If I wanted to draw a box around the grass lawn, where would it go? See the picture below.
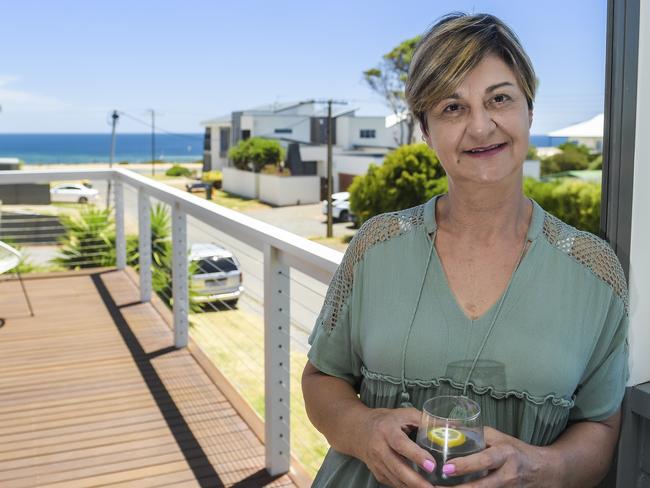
[144,173,272,213]
[189,308,328,477]
[307,234,353,252]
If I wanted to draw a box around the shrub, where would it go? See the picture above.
[524,178,601,234]
[228,137,285,173]
[349,143,447,225]
[54,208,115,269]
[260,164,290,176]
[165,164,192,177]
[201,170,223,188]
[526,145,539,160]
[541,142,592,175]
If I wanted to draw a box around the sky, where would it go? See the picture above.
[0,0,607,135]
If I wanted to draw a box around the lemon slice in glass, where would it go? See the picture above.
[427,427,467,448]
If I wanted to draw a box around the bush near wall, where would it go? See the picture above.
[349,143,447,225]
[228,137,285,173]
[166,164,192,177]
[524,178,601,234]
[201,170,223,189]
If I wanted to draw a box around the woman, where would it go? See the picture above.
[302,12,628,488]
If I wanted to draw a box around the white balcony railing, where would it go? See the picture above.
[0,167,342,477]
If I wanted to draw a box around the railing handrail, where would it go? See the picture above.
[0,168,342,283]
[1,166,344,479]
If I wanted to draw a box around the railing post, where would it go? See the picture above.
[172,202,188,348]
[263,244,291,476]
[114,180,126,270]
[138,188,152,303]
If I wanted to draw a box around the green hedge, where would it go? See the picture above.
[165,164,192,177]
[524,178,601,234]
[228,137,285,173]
[349,143,447,225]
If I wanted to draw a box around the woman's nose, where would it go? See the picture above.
[467,106,496,138]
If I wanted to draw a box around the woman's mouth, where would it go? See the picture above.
[463,143,507,158]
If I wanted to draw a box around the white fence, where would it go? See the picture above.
[222,167,320,206]
[0,167,342,477]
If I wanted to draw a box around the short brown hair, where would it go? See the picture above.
[406,13,536,133]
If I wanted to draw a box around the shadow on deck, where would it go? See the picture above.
[0,269,299,488]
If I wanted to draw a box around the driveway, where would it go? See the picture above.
[244,202,356,244]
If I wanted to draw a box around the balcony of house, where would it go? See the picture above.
[0,168,342,488]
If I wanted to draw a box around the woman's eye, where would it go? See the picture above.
[443,104,461,113]
[492,94,510,104]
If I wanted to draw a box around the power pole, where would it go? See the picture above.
[316,99,347,238]
[106,110,119,208]
[148,109,156,176]
[326,101,334,238]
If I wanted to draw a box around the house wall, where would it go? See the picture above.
[222,167,258,199]
[204,124,230,170]
[252,115,311,142]
[258,174,320,206]
[346,117,395,148]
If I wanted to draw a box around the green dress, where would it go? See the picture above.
[307,194,629,488]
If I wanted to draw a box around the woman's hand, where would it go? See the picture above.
[441,427,555,488]
[357,407,437,488]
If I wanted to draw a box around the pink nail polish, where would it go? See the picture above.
[442,464,456,475]
[422,459,435,473]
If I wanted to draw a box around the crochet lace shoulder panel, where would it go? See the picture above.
[320,205,425,333]
[541,212,628,313]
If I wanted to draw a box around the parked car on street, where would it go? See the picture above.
[190,243,243,307]
[321,191,355,222]
[186,181,210,193]
[50,183,99,204]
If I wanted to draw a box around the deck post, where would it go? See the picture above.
[172,202,188,348]
[263,244,291,476]
[114,180,126,270]
[138,188,152,303]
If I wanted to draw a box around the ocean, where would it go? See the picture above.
[0,133,566,165]
[0,133,204,164]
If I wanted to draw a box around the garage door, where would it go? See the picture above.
[338,173,356,192]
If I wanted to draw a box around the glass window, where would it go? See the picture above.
[360,129,376,139]
[195,257,238,274]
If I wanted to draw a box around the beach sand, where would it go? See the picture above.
[26,161,203,174]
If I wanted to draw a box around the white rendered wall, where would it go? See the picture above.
[222,167,258,199]
[628,0,650,386]
[258,174,320,206]
[252,115,311,142]
[335,154,382,177]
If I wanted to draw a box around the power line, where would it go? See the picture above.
[117,110,204,143]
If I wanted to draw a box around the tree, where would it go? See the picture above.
[364,36,421,146]
[228,137,285,173]
[541,142,591,175]
[349,143,447,224]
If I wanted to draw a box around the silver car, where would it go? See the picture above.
[190,243,243,307]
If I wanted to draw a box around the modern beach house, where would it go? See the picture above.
[200,100,418,193]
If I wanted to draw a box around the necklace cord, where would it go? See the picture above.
[398,236,435,407]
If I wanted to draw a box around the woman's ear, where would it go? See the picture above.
[528,108,534,128]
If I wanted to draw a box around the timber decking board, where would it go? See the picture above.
[0,270,296,488]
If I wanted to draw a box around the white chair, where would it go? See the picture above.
[0,241,34,327]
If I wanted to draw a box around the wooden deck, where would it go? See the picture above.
[0,269,299,488]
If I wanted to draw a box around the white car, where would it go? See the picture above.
[190,243,244,306]
[50,183,99,204]
[321,191,354,222]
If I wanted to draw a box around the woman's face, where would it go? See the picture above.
[423,54,532,186]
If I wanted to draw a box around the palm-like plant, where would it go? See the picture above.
[54,208,115,269]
